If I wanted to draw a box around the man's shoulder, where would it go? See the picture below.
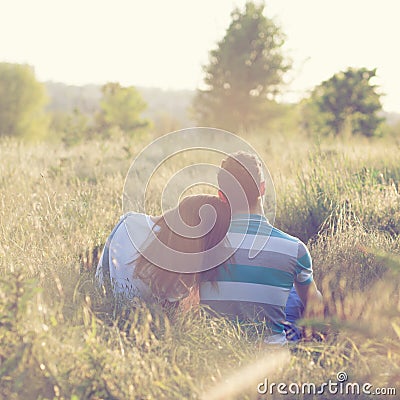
[269,226,300,244]
[228,215,307,258]
[270,227,311,259]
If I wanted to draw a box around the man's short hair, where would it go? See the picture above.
[218,151,263,209]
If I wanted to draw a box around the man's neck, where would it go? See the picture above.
[233,200,264,216]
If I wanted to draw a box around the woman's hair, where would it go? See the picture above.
[134,194,231,302]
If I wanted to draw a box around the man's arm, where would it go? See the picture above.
[294,240,323,318]
[294,280,323,318]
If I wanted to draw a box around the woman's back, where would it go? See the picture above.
[97,195,231,309]
[95,212,155,300]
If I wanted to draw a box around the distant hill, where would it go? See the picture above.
[44,81,400,130]
[384,111,400,126]
[44,81,195,126]
[45,82,100,114]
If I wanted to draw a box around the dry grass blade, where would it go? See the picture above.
[200,349,290,400]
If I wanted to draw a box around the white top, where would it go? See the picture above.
[95,212,155,300]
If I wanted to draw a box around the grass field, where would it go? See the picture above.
[0,133,399,399]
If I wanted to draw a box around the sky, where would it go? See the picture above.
[1,0,399,112]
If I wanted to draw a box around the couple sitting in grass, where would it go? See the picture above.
[95,151,322,344]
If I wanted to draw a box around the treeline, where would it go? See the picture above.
[46,82,194,129]
[0,1,399,143]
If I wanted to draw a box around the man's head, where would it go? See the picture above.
[217,151,265,213]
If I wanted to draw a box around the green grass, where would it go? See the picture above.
[0,134,399,399]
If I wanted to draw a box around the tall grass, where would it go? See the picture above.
[0,134,399,399]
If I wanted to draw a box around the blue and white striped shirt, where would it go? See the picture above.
[200,214,313,339]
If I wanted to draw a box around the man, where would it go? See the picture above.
[200,151,323,344]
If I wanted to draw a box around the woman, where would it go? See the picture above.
[95,194,231,311]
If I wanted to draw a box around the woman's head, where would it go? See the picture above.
[134,194,231,301]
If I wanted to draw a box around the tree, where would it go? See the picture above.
[304,67,383,137]
[50,108,90,146]
[96,82,149,135]
[0,63,49,139]
[192,1,290,132]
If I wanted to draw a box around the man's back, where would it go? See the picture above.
[200,214,313,342]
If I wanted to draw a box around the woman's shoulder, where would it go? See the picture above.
[123,212,156,226]
[118,212,158,243]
